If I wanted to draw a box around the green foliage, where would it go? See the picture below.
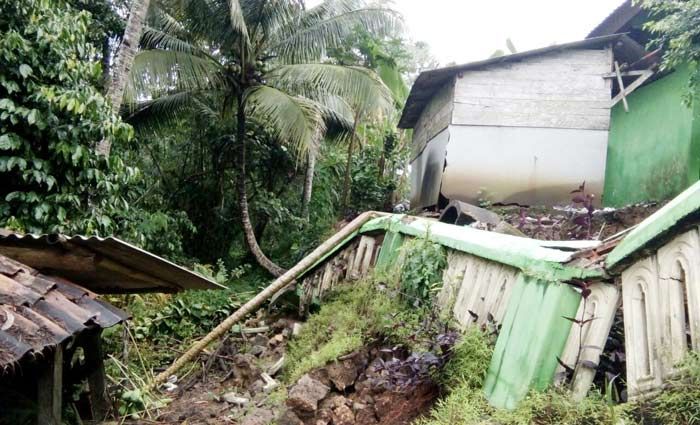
[641,352,700,424]
[0,0,135,234]
[436,327,494,390]
[419,325,630,425]
[641,0,700,105]
[284,280,403,383]
[129,262,254,345]
[493,389,631,425]
[398,234,447,305]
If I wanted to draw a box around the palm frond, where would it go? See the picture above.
[125,49,225,102]
[267,63,394,118]
[141,27,202,54]
[228,0,250,40]
[245,85,326,156]
[149,6,187,36]
[268,4,402,63]
[125,90,222,135]
[314,93,354,130]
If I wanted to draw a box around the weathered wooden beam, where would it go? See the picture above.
[0,246,96,273]
[614,61,629,112]
[37,346,63,425]
[610,69,654,110]
[83,330,109,421]
[602,69,648,78]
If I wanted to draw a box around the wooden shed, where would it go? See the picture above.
[0,231,221,424]
[399,34,653,209]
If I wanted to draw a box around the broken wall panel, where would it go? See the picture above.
[409,128,450,209]
[621,255,663,398]
[556,282,621,400]
[436,251,519,329]
[298,236,382,313]
[484,275,582,410]
[619,226,700,399]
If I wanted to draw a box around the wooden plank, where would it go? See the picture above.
[602,69,649,78]
[610,69,654,109]
[360,237,376,275]
[453,98,611,116]
[84,330,109,421]
[412,80,454,158]
[451,105,611,131]
[37,346,63,425]
[614,61,629,112]
[454,82,611,102]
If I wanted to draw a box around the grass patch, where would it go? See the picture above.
[638,352,700,424]
[283,280,406,383]
[419,326,630,425]
[435,327,494,390]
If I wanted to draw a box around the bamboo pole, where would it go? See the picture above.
[149,211,384,389]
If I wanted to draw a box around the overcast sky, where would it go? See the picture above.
[312,0,626,66]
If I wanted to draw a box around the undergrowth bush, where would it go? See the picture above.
[397,234,447,305]
[283,280,404,383]
[436,327,494,390]
[419,325,631,425]
[640,352,700,424]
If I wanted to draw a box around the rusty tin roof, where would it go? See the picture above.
[0,253,128,368]
[0,232,222,294]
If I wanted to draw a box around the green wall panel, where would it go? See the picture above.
[483,275,581,409]
[604,66,700,207]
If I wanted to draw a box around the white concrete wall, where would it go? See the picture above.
[441,125,608,206]
[620,227,700,398]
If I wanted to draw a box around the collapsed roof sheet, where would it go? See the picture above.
[0,232,222,294]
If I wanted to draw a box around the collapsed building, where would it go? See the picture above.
[283,0,700,412]
[292,179,700,408]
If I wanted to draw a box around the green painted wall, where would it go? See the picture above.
[603,66,700,207]
[483,275,581,410]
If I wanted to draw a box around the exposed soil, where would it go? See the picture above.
[494,202,665,241]
[280,346,441,425]
[123,314,441,425]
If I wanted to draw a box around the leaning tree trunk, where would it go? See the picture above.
[301,148,317,220]
[236,98,286,277]
[97,0,151,157]
[149,211,383,389]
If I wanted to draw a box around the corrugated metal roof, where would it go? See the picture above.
[398,34,626,129]
[0,253,128,368]
[607,180,700,271]
[0,232,223,294]
[587,0,642,39]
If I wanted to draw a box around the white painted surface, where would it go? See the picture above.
[657,229,700,370]
[436,251,519,329]
[557,283,621,400]
[621,256,664,398]
[441,125,608,206]
[619,227,700,398]
[410,128,449,209]
[452,49,612,131]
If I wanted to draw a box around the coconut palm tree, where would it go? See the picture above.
[124,0,397,276]
[99,0,151,157]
